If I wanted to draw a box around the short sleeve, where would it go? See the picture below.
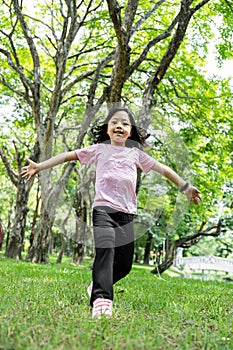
[75,144,98,165]
[136,148,156,173]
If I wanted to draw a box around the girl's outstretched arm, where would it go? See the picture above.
[152,161,202,205]
[21,151,77,181]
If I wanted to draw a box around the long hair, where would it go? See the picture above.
[90,107,149,149]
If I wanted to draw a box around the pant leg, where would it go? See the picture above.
[90,207,135,306]
[91,247,114,305]
[90,208,116,306]
[113,213,134,284]
[113,240,134,284]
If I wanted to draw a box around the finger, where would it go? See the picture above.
[21,168,28,175]
[192,196,201,205]
[191,198,197,205]
[22,165,29,170]
[21,168,30,176]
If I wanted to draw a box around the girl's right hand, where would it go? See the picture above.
[21,157,40,181]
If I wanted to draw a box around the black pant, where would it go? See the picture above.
[90,206,134,306]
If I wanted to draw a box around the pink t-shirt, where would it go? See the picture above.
[75,143,156,214]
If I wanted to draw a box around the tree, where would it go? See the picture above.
[152,221,221,274]
[0,0,232,262]
[0,141,39,259]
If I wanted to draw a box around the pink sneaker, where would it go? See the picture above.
[92,298,113,319]
[87,282,93,297]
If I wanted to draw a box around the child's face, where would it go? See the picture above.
[107,111,132,146]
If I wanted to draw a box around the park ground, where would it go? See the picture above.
[0,255,233,350]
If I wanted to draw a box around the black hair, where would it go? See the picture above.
[90,107,149,149]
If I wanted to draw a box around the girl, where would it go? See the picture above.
[21,107,201,319]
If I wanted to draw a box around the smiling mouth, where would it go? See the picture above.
[114,130,124,135]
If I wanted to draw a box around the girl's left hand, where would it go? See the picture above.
[185,186,202,205]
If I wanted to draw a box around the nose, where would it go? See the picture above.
[115,122,123,128]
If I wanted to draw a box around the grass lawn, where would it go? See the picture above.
[0,255,233,350]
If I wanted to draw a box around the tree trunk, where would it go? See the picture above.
[57,233,66,264]
[29,183,41,248]
[152,243,177,275]
[2,140,40,259]
[26,159,76,263]
[134,248,141,263]
[5,178,30,259]
[143,231,153,265]
[71,191,87,265]
[26,205,54,263]
[72,242,85,265]
[5,197,13,251]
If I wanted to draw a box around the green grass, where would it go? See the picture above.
[0,256,233,350]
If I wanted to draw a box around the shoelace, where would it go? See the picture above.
[92,298,113,318]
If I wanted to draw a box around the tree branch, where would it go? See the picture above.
[176,221,221,248]
[132,0,166,35]
[0,146,19,186]
[106,0,139,101]
[123,0,139,39]
[140,0,211,125]
[151,220,221,275]
[106,0,124,44]
[191,0,211,13]
[126,5,182,84]
[0,48,33,95]
[13,0,42,129]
